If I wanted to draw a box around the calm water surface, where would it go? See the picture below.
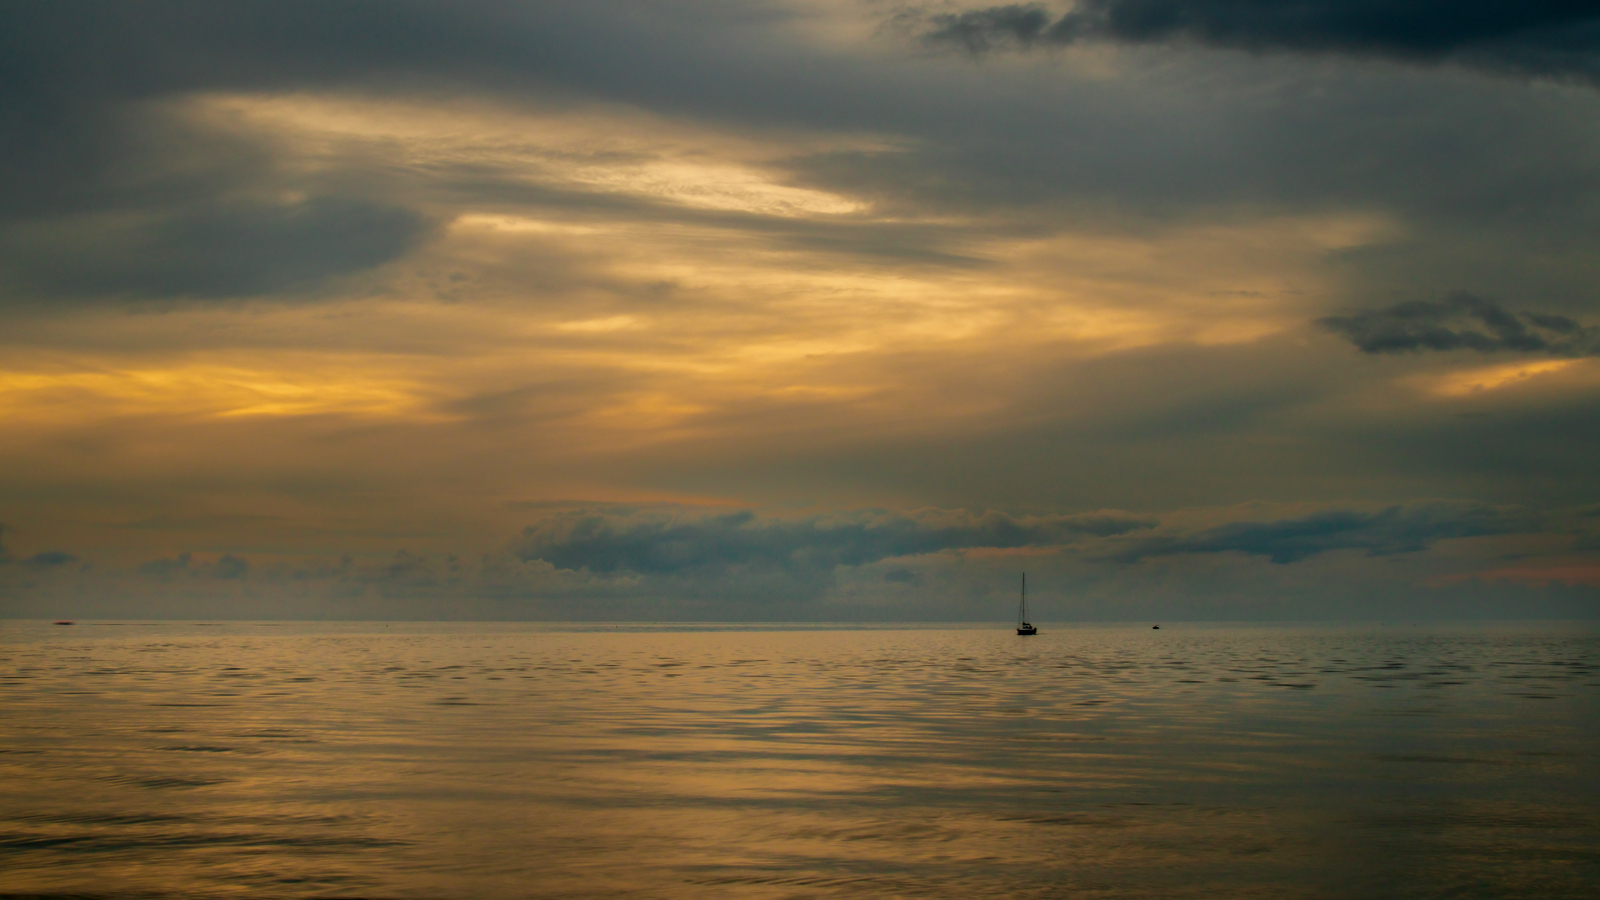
[2,621,1597,899]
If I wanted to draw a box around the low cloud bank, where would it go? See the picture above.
[1100,502,1534,564]
[512,502,1535,574]
[511,508,1155,576]
[4,502,1587,620]
[1318,292,1600,355]
[918,1,1600,84]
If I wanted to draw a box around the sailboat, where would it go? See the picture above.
[1016,572,1037,635]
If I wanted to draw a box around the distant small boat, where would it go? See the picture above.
[53,621,74,626]
[1016,573,1037,636]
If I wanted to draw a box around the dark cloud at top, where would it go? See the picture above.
[922,2,1600,83]
[1319,292,1600,355]
[0,1,720,208]
[3,0,1599,310]
[0,0,559,303]
[6,1,1008,304]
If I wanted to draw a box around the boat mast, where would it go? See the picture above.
[1019,572,1027,625]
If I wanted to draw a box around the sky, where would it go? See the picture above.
[3,0,1599,621]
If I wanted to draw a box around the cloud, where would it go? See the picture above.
[5,502,1590,621]
[1318,292,1600,355]
[5,0,1598,315]
[1101,501,1534,564]
[511,507,1156,577]
[4,198,429,302]
[210,554,249,580]
[134,551,251,580]
[0,2,1597,629]
[920,1,1600,83]
[0,0,524,304]
[0,528,78,570]
[138,552,193,580]
[21,550,78,570]
[919,4,1055,54]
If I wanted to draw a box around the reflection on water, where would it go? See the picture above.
[2,621,1597,899]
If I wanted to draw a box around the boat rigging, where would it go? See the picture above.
[1017,573,1037,635]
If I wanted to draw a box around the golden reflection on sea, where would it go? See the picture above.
[1,622,1597,899]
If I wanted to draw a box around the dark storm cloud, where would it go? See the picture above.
[511,508,1156,576]
[922,1,1600,83]
[1319,292,1600,355]
[1103,501,1533,563]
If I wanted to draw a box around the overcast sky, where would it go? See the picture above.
[3,1,1599,620]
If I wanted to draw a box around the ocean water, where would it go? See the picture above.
[2,621,1598,900]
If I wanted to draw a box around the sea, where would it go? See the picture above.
[2,620,1597,899]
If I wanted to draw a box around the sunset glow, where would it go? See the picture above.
[0,0,1596,622]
